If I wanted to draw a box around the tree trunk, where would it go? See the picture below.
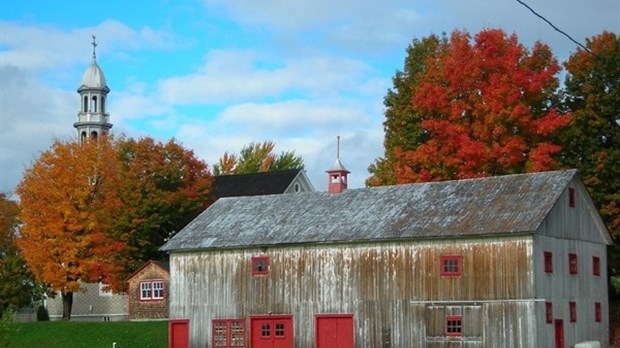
[61,291,73,320]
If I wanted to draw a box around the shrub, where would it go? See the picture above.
[0,306,17,347]
[36,306,49,321]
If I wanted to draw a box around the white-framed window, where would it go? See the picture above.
[140,281,152,300]
[153,280,164,300]
[139,280,165,301]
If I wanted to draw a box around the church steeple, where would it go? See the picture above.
[74,35,112,141]
[326,136,350,195]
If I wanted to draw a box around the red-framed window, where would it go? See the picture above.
[595,302,602,322]
[139,280,165,301]
[445,315,463,336]
[593,256,601,276]
[252,256,269,275]
[440,255,462,277]
[545,302,553,323]
[569,253,578,275]
[544,251,553,273]
[212,319,246,347]
[569,301,577,323]
[568,187,575,207]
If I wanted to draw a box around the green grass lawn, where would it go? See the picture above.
[6,320,168,348]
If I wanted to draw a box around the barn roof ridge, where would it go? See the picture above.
[162,169,579,252]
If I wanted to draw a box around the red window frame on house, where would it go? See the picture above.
[251,256,270,275]
[569,253,578,275]
[545,302,553,323]
[212,319,246,347]
[593,256,601,276]
[544,251,553,273]
[568,187,576,207]
[139,279,165,301]
[440,255,462,277]
[445,315,463,336]
[569,301,577,323]
[595,302,602,322]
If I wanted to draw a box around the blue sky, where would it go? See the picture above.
[1,0,618,194]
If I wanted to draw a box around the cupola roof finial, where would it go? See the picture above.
[91,35,98,60]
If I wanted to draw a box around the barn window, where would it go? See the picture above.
[212,319,246,347]
[593,256,601,276]
[544,251,553,273]
[569,253,578,275]
[139,280,165,301]
[440,255,462,277]
[595,302,602,322]
[445,315,462,336]
[261,323,271,337]
[545,302,553,323]
[275,323,285,337]
[252,256,269,275]
[569,301,577,322]
[568,187,575,207]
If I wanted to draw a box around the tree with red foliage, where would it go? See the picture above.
[368,29,570,185]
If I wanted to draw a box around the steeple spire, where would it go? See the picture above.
[75,36,112,141]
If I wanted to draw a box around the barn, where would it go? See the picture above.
[161,169,611,347]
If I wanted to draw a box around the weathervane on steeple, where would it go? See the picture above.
[91,35,97,60]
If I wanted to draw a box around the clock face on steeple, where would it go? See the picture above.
[74,36,112,141]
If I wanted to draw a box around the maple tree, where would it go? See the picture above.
[17,137,124,320]
[113,137,213,277]
[0,193,44,310]
[560,32,620,267]
[368,29,570,185]
[213,141,304,175]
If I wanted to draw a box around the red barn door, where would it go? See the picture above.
[251,315,293,348]
[316,314,354,348]
[554,319,564,348]
[169,319,189,348]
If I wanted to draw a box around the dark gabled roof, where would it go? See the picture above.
[212,169,302,198]
[161,170,578,252]
[125,260,170,281]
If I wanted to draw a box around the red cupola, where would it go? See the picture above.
[326,136,350,195]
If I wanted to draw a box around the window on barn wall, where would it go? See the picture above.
[445,315,462,336]
[568,187,575,207]
[569,302,577,322]
[212,319,246,347]
[569,253,578,275]
[545,302,553,323]
[593,256,601,276]
[252,256,270,275]
[595,302,602,322]
[544,251,553,273]
[440,255,462,276]
[139,280,165,301]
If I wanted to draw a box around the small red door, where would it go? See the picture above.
[554,319,564,348]
[316,314,354,348]
[251,315,293,348]
[169,319,189,348]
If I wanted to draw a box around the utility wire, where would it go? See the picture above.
[515,0,594,55]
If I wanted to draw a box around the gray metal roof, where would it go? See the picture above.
[161,170,577,252]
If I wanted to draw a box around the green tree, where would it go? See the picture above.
[113,137,214,278]
[368,29,570,185]
[560,31,620,271]
[0,193,44,311]
[213,141,304,175]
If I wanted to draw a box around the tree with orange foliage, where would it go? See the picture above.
[368,29,570,185]
[17,137,124,320]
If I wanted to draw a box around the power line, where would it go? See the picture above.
[515,0,594,55]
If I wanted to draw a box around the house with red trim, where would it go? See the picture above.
[126,260,170,320]
[162,164,611,347]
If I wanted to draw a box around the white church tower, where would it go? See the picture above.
[74,36,112,140]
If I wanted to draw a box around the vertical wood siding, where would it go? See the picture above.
[170,236,538,347]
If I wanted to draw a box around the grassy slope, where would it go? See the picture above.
[6,320,167,348]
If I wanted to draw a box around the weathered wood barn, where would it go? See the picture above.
[161,169,611,347]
